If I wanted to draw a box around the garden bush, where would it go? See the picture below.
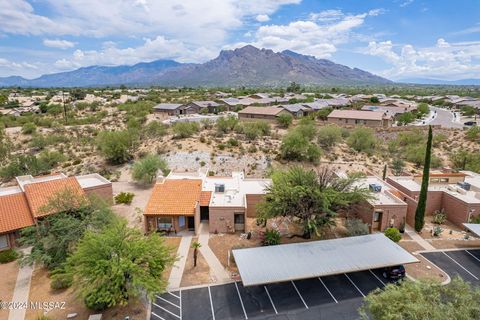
[172,121,199,139]
[50,272,73,290]
[345,218,369,236]
[21,122,37,134]
[0,248,18,263]
[261,229,281,246]
[317,124,342,149]
[432,209,447,225]
[114,192,135,205]
[384,227,402,242]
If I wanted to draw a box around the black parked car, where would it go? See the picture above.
[382,265,406,281]
[464,121,477,126]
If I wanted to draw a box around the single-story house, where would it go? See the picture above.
[386,170,480,228]
[144,171,270,234]
[185,101,222,113]
[327,109,392,127]
[238,106,291,122]
[277,104,312,117]
[351,176,407,232]
[153,103,199,116]
[0,173,112,251]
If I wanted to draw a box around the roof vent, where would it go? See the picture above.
[457,182,471,191]
[369,183,382,193]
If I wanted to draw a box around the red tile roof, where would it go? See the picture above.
[0,193,34,233]
[200,191,212,206]
[145,179,202,216]
[24,177,86,218]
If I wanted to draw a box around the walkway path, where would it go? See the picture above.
[198,222,231,283]
[167,235,192,290]
[405,225,436,250]
[8,248,33,320]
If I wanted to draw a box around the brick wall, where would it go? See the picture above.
[209,206,245,233]
[83,184,113,204]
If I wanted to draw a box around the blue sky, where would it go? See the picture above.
[0,0,479,80]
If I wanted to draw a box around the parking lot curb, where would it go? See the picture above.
[414,250,451,285]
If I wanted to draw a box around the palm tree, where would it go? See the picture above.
[191,241,201,267]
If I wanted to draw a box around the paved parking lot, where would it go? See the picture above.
[151,268,395,320]
[421,249,480,286]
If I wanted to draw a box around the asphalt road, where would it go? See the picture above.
[426,107,464,129]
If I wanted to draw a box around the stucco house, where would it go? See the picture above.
[327,109,392,127]
[0,173,112,251]
[238,106,291,122]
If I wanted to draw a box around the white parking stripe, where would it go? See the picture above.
[264,286,278,314]
[151,311,166,320]
[443,251,479,280]
[466,250,480,264]
[153,303,180,319]
[318,277,337,304]
[234,282,248,319]
[369,270,386,287]
[156,295,180,308]
[344,274,365,297]
[179,290,182,320]
[208,286,216,320]
[291,281,309,309]
[168,292,180,299]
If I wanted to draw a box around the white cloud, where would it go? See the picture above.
[400,0,414,8]
[256,14,270,22]
[43,39,75,49]
[229,9,383,59]
[364,38,480,79]
[53,36,217,71]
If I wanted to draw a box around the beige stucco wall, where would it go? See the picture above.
[352,201,407,231]
[327,117,386,128]
[83,184,113,205]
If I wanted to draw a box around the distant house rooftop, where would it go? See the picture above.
[328,109,390,121]
[238,106,284,116]
[153,103,183,110]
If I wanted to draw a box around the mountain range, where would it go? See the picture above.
[399,77,480,85]
[0,45,392,88]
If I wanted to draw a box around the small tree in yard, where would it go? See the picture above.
[360,277,480,320]
[415,125,433,232]
[391,158,405,176]
[276,113,293,128]
[96,130,138,164]
[66,220,176,310]
[384,227,402,242]
[257,166,372,238]
[131,154,169,184]
[345,219,369,237]
[191,241,201,267]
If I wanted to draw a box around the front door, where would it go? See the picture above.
[234,213,245,232]
[187,216,195,231]
[200,206,209,221]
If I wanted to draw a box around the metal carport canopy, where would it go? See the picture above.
[232,233,419,286]
[463,223,480,237]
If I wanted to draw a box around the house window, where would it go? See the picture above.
[439,178,449,183]
[234,213,245,224]
[157,217,173,230]
[431,178,440,183]
[373,211,382,222]
[178,216,185,228]
[0,235,8,249]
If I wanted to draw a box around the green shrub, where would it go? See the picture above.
[172,121,199,139]
[347,127,376,154]
[384,227,402,242]
[22,122,37,134]
[35,315,54,320]
[261,229,281,246]
[276,114,293,128]
[432,209,447,225]
[114,192,135,205]
[216,115,238,133]
[345,218,369,236]
[466,126,480,142]
[50,272,73,290]
[0,249,18,263]
[131,154,169,184]
[280,130,322,163]
[143,121,167,138]
[433,226,443,237]
[227,138,239,147]
[96,130,138,164]
[317,124,342,149]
